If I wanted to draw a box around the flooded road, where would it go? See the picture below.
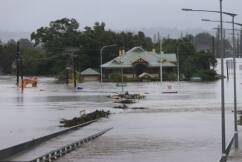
[0,58,242,162]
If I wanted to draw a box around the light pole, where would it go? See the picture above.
[219,3,226,158]
[182,3,237,161]
[100,44,116,87]
[201,18,241,150]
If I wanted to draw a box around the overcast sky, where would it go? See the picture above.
[0,0,241,32]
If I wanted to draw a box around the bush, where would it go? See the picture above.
[197,69,217,81]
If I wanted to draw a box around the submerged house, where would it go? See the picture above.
[101,47,177,80]
[80,68,100,82]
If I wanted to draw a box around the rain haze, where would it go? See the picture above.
[0,0,242,33]
[1,1,242,162]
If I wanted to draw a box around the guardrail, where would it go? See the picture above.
[29,127,113,162]
[0,120,97,160]
[219,136,235,162]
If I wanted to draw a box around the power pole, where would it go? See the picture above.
[20,46,24,92]
[212,36,216,69]
[16,41,20,86]
[66,67,70,84]
[215,27,220,58]
[64,48,79,89]
[240,29,242,58]
[73,57,77,88]
[237,33,240,58]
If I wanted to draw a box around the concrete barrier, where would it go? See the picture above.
[0,120,97,160]
[29,127,112,162]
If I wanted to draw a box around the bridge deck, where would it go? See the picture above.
[3,120,111,162]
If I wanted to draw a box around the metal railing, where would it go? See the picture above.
[220,136,235,162]
[29,127,113,162]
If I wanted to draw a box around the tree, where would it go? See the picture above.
[0,41,16,74]
[19,39,34,48]
[162,36,217,81]
[31,18,80,73]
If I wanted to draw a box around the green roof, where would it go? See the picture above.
[81,68,100,75]
[101,47,177,69]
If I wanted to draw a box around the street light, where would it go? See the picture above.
[182,8,237,17]
[100,44,117,87]
[201,17,240,150]
[201,18,242,27]
[205,20,242,57]
[182,3,237,161]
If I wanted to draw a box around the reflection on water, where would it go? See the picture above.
[0,58,242,162]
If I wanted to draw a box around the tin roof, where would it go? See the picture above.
[101,47,177,69]
[81,68,100,75]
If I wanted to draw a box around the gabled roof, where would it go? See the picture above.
[138,72,153,78]
[101,47,177,68]
[81,68,100,75]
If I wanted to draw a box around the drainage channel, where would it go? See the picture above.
[2,127,112,162]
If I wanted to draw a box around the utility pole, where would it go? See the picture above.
[16,41,20,86]
[231,16,239,150]
[237,33,240,58]
[20,47,24,92]
[212,36,216,69]
[216,27,220,58]
[73,58,77,88]
[240,29,242,58]
[66,67,70,84]
[176,45,180,82]
[64,48,79,89]
[226,60,229,80]
[212,36,215,57]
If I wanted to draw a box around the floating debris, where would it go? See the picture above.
[76,86,83,90]
[130,107,148,110]
[111,91,145,100]
[114,99,135,104]
[60,110,110,127]
[113,104,128,109]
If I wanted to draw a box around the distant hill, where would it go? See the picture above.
[1,27,210,42]
[138,27,211,40]
[0,31,30,42]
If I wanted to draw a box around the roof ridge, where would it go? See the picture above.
[127,46,145,53]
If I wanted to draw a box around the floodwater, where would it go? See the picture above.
[0,58,242,162]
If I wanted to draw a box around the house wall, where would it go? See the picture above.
[81,75,100,82]
[103,66,177,81]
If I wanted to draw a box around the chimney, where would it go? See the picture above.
[119,49,122,56]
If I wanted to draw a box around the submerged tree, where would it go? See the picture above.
[161,37,217,81]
